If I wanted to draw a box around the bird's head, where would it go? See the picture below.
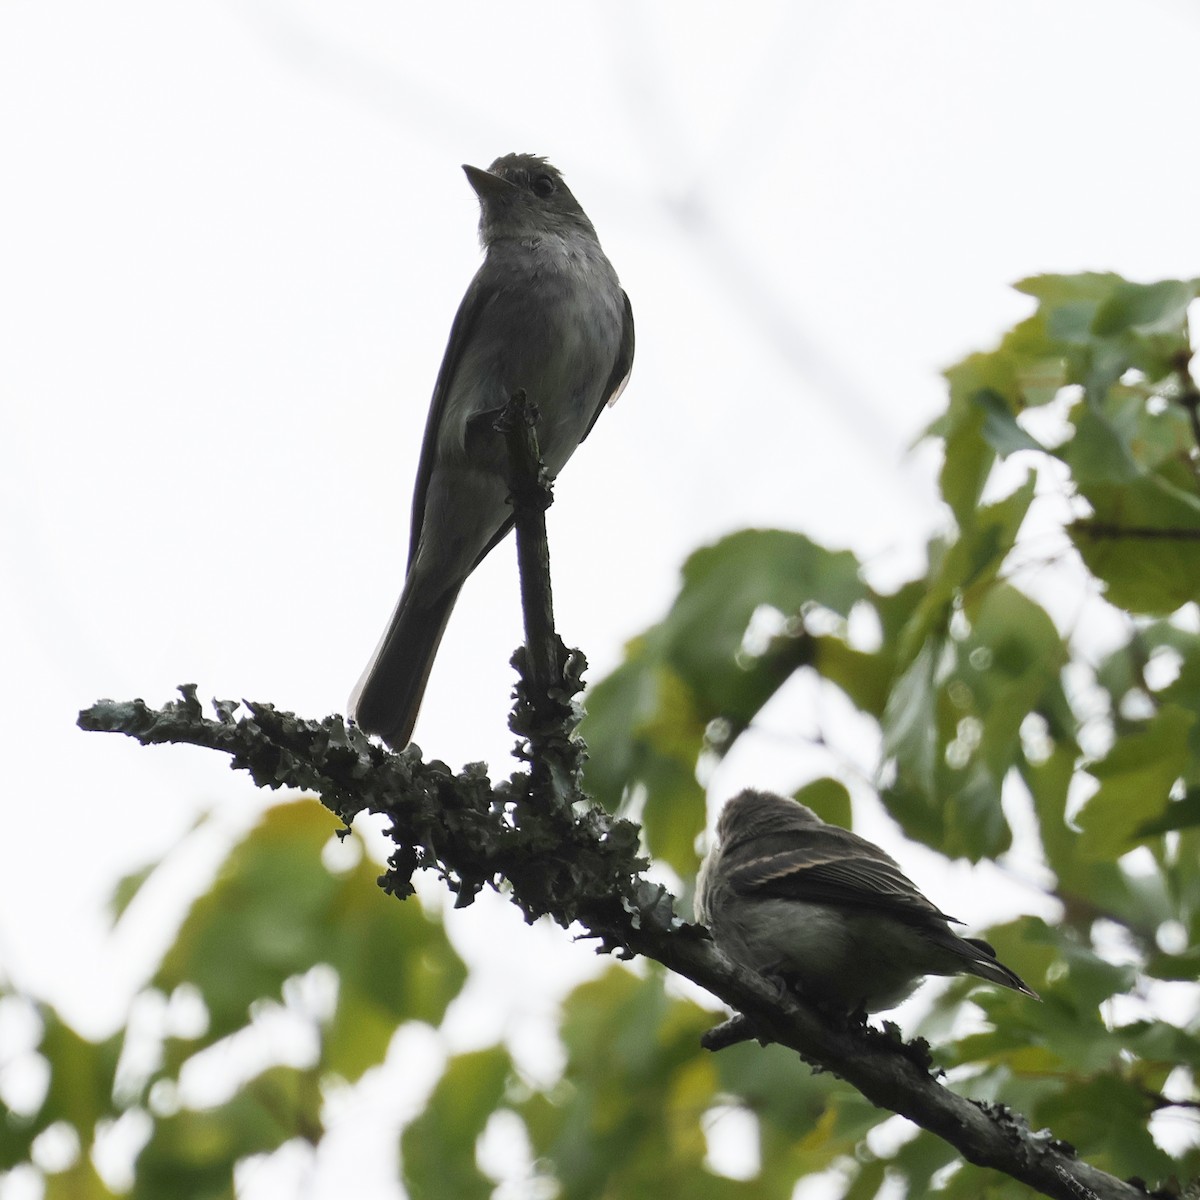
[463,153,596,246]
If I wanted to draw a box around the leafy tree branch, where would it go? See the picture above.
[79,381,1168,1200]
[77,685,1150,1200]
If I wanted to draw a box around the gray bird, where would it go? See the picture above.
[350,154,634,749]
[695,789,1038,1014]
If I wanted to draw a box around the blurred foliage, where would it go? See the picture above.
[579,272,1200,1194]
[0,801,468,1199]
[6,274,1200,1197]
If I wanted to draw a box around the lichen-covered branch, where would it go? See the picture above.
[77,688,1145,1200]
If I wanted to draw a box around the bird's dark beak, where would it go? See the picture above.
[462,164,515,199]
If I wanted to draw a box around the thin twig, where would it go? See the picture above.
[494,391,590,806]
[494,390,561,710]
[1072,522,1200,541]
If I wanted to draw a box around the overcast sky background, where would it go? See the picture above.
[4,0,1200,1194]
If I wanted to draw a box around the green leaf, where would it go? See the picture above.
[944,918,1136,1077]
[1145,945,1200,983]
[0,1113,38,1173]
[939,353,1014,523]
[792,777,852,830]
[36,1009,122,1143]
[972,389,1045,457]
[323,890,465,1081]
[1019,742,1077,878]
[1067,386,1194,486]
[1048,325,1200,614]
[1015,271,1127,307]
[519,968,771,1198]
[1142,620,1200,772]
[132,1066,316,1200]
[958,584,1070,777]
[717,1040,882,1187]
[1133,787,1200,836]
[1070,479,1200,614]
[43,1157,121,1200]
[1091,279,1195,338]
[1076,705,1194,859]
[842,1159,888,1200]
[813,632,893,719]
[580,643,662,812]
[582,654,708,874]
[896,474,1036,668]
[400,1046,513,1200]
[1033,1074,1177,1182]
[664,529,865,711]
[1032,919,1139,1013]
[886,1131,963,1197]
[157,802,341,1041]
[43,1161,120,1200]
[880,635,944,812]
[883,580,1064,858]
[1020,734,1180,935]
[1014,272,1128,345]
[583,531,867,873]
[109,860,158,924]
[1063,400,1143,486]
[157,800,466,1063]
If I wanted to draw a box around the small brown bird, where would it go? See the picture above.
[695,789,1038,1014]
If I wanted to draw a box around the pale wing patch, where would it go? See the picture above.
[605,370,631,408]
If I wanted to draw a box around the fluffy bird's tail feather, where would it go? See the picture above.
[349,574,461,750]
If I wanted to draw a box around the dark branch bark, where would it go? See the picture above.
[493,390,589,808]
[1072,522,1200,541]
[76,405,1154,1200]
[494,390,561,719]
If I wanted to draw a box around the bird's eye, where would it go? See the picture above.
[531,174,556,198]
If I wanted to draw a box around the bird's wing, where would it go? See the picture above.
[725,826,958,925]
[407,268,500,571]
[583,289,635,440]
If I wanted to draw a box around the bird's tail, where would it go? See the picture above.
[349,572,461,750]
[961,936,1040,999]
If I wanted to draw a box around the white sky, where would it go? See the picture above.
[4,0,1200,1193]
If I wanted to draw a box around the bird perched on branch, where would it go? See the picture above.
[695,789,1038,1014]
[350,154,634,749]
